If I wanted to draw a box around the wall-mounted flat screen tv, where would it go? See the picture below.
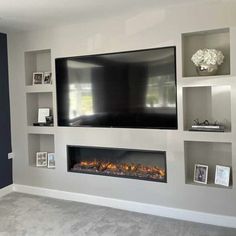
[55,46,177,129]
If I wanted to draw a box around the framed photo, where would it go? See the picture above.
[38,108,50,123]
[215,165,230,187]
[194,164,208,184]
[45,115,54,126]
[47,153,55,168]
[36,152,47,167]
[33,72,44,85]
[43,72,52,84]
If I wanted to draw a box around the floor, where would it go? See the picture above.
[0,193,235,236]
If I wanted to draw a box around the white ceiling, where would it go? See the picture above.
[0,0,228,32]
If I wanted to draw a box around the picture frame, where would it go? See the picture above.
[194,164,208,184]
[43,72,52,84]
[45,115,54,126]
[47,153,55,168]
[215,165,230,187]
[32,72,44,85]
[36,152,47,167]
[38,108,50,123]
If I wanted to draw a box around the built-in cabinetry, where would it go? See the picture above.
[25,49,55,169]
[181,27,234,188]
[24,27,235,183]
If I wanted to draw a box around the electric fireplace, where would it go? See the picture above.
[67,146,167,182]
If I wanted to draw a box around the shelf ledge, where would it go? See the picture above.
[178,75,235,87]
[183,131,232,143]
[25,85,54,93]
[30,165,55,170]
[186,180,232,190]
[27,126,55,134]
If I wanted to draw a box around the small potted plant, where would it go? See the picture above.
[191,49,224,76]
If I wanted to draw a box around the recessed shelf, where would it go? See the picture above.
[26,92,53,126]
[184,141,232,189]
[25,48,55,170]
[28,134,55,167]
[182,28,230,77]
[183,85,231,132]
[25,49,51,86]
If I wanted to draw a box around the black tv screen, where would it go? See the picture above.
[55,46,177,129]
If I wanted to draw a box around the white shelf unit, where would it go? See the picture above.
[182,28,230,78]
[28,133,55,168]
[182,85,231,132]
[24,49,55,169]
[180,28,235,190]
[184,141,232,189]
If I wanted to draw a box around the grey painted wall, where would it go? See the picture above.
[7,1,236,217]
[0,33,12,189]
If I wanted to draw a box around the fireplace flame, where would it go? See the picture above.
[73,160,165,181]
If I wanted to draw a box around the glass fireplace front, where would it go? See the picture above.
[67,145,167,182]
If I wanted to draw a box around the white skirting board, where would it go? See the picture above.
[0,184,13,198]
[12,184,236,228]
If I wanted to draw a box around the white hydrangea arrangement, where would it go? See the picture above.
[191,49,224,66]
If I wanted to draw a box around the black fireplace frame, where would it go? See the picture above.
[67,145,167,183]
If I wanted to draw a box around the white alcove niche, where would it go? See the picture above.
[182,28,230,77]
[184,141,232,188]
[183,85,231,132]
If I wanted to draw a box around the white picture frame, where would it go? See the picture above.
[194,164,208,184]
[38,108,50,123]
[33,72,44,85]
[215,165,230,187]
[43,72,52,84]
[36,152,47,167]
[47,153,55,168]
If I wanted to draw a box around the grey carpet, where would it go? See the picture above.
[0,193,235,236]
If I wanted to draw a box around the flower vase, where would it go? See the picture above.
[196,64,218,76]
